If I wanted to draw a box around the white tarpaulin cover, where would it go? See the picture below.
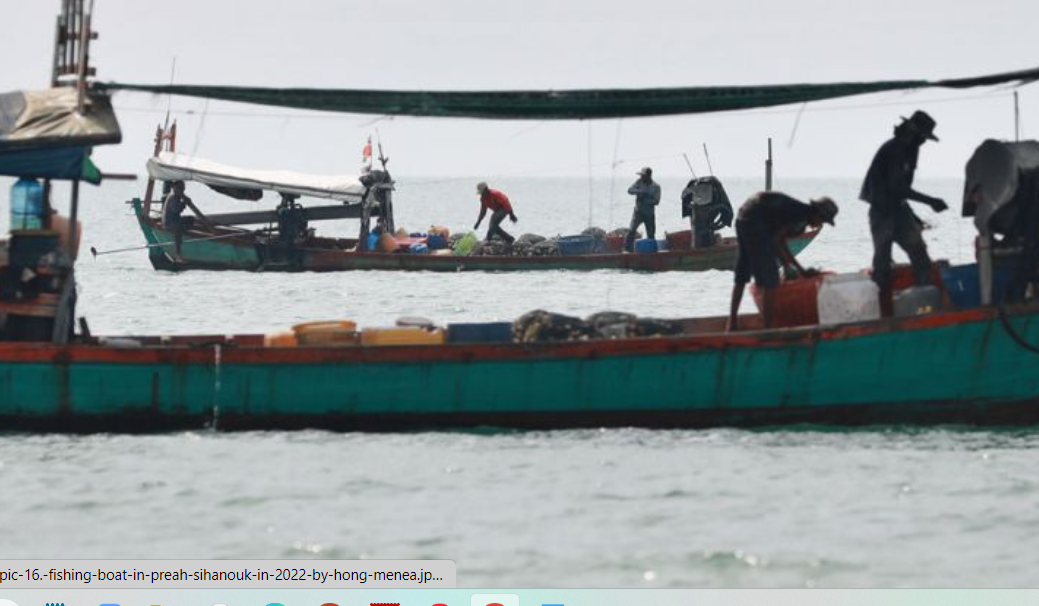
[147,151,366,202]
[0,88,121,150]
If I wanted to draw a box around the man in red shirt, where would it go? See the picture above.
[474,181,518,244]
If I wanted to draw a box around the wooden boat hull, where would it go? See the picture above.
[2,306,1038,432]
[133,200,818,273]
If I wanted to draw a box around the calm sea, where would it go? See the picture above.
[2,176,1037,587]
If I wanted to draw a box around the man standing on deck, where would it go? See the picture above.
[475,181,518,244]
[624,167,661,252]
[860,110,948,302]
[161,180,206,261]
[727,192,838,331]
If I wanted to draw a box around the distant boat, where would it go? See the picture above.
[131,130,818,273]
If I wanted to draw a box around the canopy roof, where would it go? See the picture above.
[0,88,121,182]
[147,151,367,202]
[101,65,1039,120]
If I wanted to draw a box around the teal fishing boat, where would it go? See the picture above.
[131,194,818,273]
[127,130,817,273]
[1,304,1038,432]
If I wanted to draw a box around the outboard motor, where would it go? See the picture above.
[357,169,396,250]
[964,139,1039,303]
[681,176,734,248]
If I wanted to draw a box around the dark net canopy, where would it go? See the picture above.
[99,65,1039,120]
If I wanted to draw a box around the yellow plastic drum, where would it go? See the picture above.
[292,321,360,346]
[263,331,298,348]
[360,327,446,346]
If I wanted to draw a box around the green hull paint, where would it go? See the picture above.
[132,199,816,273]
[2,308,1038,432]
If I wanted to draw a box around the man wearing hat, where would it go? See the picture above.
[624,167,662,252]
[860,110,948,300]
[727,192,838,331]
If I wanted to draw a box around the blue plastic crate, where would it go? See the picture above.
[634,238,658,254]
[427,233,448,250]
[557,235,595,256]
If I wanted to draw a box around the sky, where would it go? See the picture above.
[3,0,1038,181]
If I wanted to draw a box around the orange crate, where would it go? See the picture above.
[751,274,829,327]
[665,230,693,250]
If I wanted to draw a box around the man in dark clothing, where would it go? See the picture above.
[161,180,206,260]
[728,192,838,331]
[624,167,662,252]
[475,181,518,244]
[681,176,734,248]
[860,110,948,299]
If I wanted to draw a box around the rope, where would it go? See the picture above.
[998,302,1039,355]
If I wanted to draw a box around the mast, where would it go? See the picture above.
[48,0,98,343]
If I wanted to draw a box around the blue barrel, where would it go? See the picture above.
[557,235,595,256]
[427,233,448,250]
[447,322,514,343]
[365,233,379,251]
[409,243,429,254]
[634,238,658,253]
[941,262,1015,307]
[941,264,981,308]
[10,178,44,230]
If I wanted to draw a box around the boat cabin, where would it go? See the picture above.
[136,125,396,269]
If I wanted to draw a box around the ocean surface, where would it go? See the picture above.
[3,175,1038,587]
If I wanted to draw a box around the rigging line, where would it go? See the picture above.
[787,101,808,149]
[509,121,547,139]
[606,118,623,310]
[609,119,623,228]
[402,152,685,187]
[587,121,594,227]
[113,104,373,123]
[191,98,210,157]
[359,115,393,128]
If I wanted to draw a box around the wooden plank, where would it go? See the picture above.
[0,293,60,318]
[204,204,368,226]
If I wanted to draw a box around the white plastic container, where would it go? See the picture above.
[817,273,881,325]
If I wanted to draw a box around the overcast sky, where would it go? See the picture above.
[3,0,1038,181]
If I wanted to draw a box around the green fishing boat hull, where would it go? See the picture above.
[1,307,1038,432]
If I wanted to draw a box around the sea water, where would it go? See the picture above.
[2,177,1037,587]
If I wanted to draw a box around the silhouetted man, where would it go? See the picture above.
[624,167,661,252]
[728,192,838,331]
[860,110,948,300]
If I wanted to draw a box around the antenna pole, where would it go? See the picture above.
[681,153,698,178]
[74,0,92,113]
[164,57,177,129]
[765,137,773,191]
[702,143,714,176]
[1015,91,1021,142]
